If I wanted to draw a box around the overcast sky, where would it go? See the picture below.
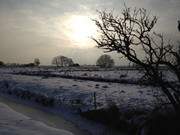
[0,0,179,65]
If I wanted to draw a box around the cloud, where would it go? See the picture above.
[0,0,179,65]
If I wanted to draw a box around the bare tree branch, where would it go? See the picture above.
[93,6,180,113]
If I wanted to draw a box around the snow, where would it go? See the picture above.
[0,73,160,111]
[0,102,73,135]
[0,67,170,112]
[0,67,177,83]
[0,67,170,135]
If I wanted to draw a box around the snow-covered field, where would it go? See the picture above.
[0,67,171,135]
[0,69,164,111]
[0,67,177,84]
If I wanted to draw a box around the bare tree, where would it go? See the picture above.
[64,58,74,67]
[96,54,114,68]
[52,55,74,67]
[93,7,180,113]
[34,58,40,66]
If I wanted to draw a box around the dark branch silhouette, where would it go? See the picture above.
[93,7,180,113]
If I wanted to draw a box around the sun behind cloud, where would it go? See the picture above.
[64,15,97,48]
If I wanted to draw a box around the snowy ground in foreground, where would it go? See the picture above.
[0,102,73,135]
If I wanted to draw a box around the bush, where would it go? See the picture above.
[0,61,5,66]
[81,105,130,131]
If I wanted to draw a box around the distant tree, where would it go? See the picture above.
[34,58,40,66]
[96,54,114,68]
[93,7,180,113]
[0,61,5,66]
[52,55,74,67]
[66,58,74,67]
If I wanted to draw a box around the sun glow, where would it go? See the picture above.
[65,15,97,48]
